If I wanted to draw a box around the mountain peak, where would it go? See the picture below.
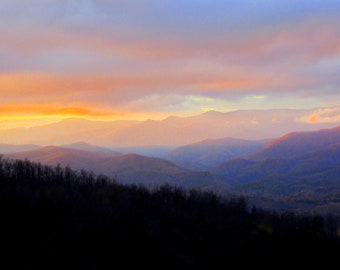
[63,141,95,148]
[201,110,224,116]
[62,141,121,156]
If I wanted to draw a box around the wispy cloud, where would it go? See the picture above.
[0,0,339,125]
[298,108,340,124]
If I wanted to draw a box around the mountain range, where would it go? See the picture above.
[1,110,340,214]
[209,125,340,213]
[0,108,338,147]
[3,142,226,192]
[164,137,270,171]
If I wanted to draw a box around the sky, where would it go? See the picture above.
[0,0,339,129]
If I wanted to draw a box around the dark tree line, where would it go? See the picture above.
[0,156,339,269]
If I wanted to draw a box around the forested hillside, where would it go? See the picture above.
[4,147,225,191]
[0,156,339,269]
[211,127,340,215]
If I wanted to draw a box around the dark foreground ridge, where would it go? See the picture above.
[0,157,339,269]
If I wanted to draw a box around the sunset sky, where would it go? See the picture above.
[1,0,339,129]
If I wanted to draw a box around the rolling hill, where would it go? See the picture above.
[4,146,115,170]
[4,145,227,191]
[62,141,122,156]
[211,126,340,185]
[208,126,340,214]
[2,124,340,215]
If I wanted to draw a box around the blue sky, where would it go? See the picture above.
[0,0,339,127]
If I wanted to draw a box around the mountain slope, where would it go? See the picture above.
[211,144,340,186]
[210,144,340,214]
[4,146,227,191]
[4,146,114,170]
[248,125,340,160]
[62,141,121,156]
[164,137,270,170]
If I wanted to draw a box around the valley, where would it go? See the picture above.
[2,117,340,216]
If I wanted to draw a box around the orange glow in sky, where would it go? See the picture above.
[0,1,339,130]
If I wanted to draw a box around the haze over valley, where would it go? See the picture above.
[2,118,340,215]
[1,1,340,266]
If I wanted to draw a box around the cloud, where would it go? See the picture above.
[0,0,339,124]
[0,103,121,118]
[297,107,340,124]
[124,94,233,115]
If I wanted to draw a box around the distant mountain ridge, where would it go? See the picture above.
[0,108,338,147]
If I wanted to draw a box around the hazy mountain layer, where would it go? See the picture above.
[164,137,270,171]
[2,124,340,214]
[0,109,338,147]
[0,143,40,154]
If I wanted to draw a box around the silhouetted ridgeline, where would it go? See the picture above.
[0,156,339,269]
